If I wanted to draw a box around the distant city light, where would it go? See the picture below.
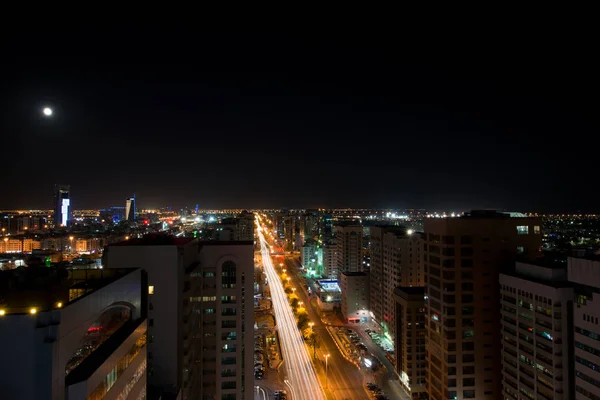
[43,107,53,116]
[29,308,37,315]
[407,229,414,235]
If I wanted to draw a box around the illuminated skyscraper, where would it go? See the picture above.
[52,184,71,227]
[126,195,136,221]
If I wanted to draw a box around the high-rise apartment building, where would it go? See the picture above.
[323,242,338,279]
[219,212,255,242]
[340,271,370,323]
[568,256,600,400]
[335,225,363,278]
[370,226,424,338]
[192,241,254,400]
[500,260,574,400]
[394,287,427,399]
[105,236,254,400]
[53,184,71,227]
[125,195,136,221]
[283,215,297,251]
[424,211,542,400]
[0,267,147,400]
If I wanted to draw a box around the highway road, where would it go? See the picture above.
[256,216,326,400]
[284,257,370,400]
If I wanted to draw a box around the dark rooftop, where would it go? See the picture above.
[341,271,368,277]
[111,235,195,247]
[516,255,567,269]
[0,267,135,314]
[197,240,254,247]
[394,286,425,299]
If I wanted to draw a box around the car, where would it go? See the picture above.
[274,390,288,400]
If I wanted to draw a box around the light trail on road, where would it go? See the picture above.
[256,216,326,400]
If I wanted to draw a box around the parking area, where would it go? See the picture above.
[364,328,394,363]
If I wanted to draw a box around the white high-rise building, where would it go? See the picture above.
[568,257,600,400]
[105,236,254,400]
[500,261,574,400]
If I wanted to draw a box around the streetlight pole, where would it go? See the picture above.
[325,353,330,389]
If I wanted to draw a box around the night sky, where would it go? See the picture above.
[1,29,598,212]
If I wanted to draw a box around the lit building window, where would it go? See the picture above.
[516,226,529,235]
[534,226,541,234]
[149,286,155,295]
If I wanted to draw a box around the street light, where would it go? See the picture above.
[287,277,291,284]
[325,353,330,389]
[308,322,314,331]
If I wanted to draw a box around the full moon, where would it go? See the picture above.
[43,107,53,116]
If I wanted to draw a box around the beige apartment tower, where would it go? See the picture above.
[394,287,427,399]
[424,211,542,400]
[335,225,363,277]
[370,226,423,338]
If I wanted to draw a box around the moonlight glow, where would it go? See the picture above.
[43,107,53,116]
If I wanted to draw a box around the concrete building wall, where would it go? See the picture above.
[499,266,573,400]
[424,213,542,400]
[195,242,255,400]
[335,225,363,277]
[106,244,188,390]
[569,257,600,400]
[0,269,143,400]
[393,287,427,399]
[341,272,370,323]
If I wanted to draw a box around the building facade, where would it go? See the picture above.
[340,271,370,323]
[394,287,427,399]
[335,225,363,277]
[424,211,542,400]
[500,260,573,400]
[322,242,338,279]
[105,236,254,400]
[568,257,600,400]
[370,226,424,338]
[0,267,146,400]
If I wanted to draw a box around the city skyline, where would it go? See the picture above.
[2,30,598,212]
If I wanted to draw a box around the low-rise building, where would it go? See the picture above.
[340,271,370,323]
